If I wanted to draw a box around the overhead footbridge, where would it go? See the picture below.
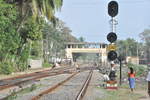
[65,42,108,65]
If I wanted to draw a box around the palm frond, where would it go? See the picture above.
[6,0,63,23]
[54,0,63,11]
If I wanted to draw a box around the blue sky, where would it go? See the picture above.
[56,0,150,43]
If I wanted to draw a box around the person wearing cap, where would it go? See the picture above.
[146,69,150,96]
[109,61,117,81]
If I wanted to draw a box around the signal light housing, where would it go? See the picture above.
[108,51,117,61]
[107,1,118,61]
[107,32,117,43]
[108,1,118,17]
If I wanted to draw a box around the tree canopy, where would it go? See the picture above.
[0,0,80,74]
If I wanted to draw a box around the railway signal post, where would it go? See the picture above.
[118,55,124,85]
[106,0,119,90]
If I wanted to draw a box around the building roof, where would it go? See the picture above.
[65,42,107,45]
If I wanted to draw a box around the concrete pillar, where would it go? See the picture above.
[66,45,68,49]
[76,44,78,48]
[100,44,101,48]
[101,50,107,66]
[82,45,84,48]
[95,44,97,48]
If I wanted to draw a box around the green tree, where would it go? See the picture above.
[140,29,150,62]
[3,0,63,62]
[0,0,19,60]
[5,0,63,57]
[42,21,79,62]
[0,0,20,74]
[0,0,82,74]
[6,0,63,29]
[0,0,48,73]
[78,37,85,42]
[117,38,139,58]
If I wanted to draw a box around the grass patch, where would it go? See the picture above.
[20,84,37,94]
[96,84,146,100]
[5,84,39,100]
[127,63,147,77]
[6,91,17,100]
[43,62,53,68]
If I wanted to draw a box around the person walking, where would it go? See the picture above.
[128,67,136,92]
[146,70,150,96]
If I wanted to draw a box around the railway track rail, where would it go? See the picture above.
[31,72,79,100]
[0,66,76,91]
[31,69,93,100]
[75,70,93,100]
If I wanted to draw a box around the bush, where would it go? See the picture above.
[0,62,14,75]
[127,63,147,76]
[17,62,28,72]
[43,62,52,68]
[30,84,37,91]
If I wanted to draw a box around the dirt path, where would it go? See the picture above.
[119,84,150,100]
[135,90,149,100]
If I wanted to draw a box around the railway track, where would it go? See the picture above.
[0,66,76,91]
[31,72,79,100]
[75,70,93,100]
[31,69,93,100]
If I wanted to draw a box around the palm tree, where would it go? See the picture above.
[6,0,63,56]
[6,0,63,31]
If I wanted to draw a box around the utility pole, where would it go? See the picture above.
[137,42,139,65]
[120,61,122,85]
[119,56,122,85]
[118,55,123,85]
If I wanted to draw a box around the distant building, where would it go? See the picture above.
[139,58,147,65]
[126,56,139,65]
[28,59,43,69]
